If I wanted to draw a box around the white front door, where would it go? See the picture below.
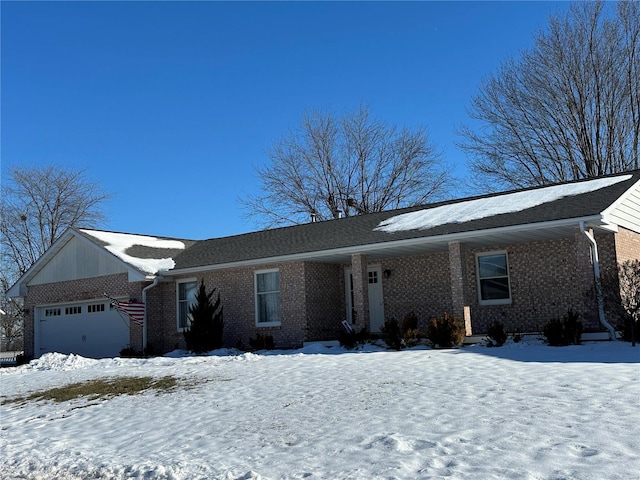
[345,266,385,333]
[367,266,385,333]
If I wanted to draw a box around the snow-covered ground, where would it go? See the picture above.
[1,339,638,480]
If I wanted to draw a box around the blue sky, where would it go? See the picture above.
[1,1,568,240]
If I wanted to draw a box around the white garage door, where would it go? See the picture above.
[36,299,131,359]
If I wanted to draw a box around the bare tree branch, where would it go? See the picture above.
[458,1,640,190]
[1,165,111,282]
[242,105,451,228]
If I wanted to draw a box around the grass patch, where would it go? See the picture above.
[2,375,178,405]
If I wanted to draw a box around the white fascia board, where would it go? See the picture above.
[164,214,609,276]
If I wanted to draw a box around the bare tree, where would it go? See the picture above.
[458,1,640,191]
[1,165,111,280]
[243,105,450,227]
[1,165,111,350]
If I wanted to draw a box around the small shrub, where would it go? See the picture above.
[144,343,158,357]
[380,318,404,350]
[249,333,274,351]
[563,309,583,345]
[543,309,583,346]
[486,320,508,347]
[618,316,640,343]
[401,312,418,335]
[542,318,565,346]
[427,313,465,348]
[400,312,423,347]
[339,327,369,349]
[119,347,140,358]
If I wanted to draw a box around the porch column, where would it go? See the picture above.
[449,241,472,335]
[351,253,369,331]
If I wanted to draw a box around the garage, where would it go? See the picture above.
[35,299,130,359]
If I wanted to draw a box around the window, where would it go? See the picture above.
[476,252,511,305]
[45,308,61,317]
[255,269,280,326]
[177,280,197,330]
[65,306,81,315]
[87,303,105,313]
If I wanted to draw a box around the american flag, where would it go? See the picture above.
[104,294,145,326]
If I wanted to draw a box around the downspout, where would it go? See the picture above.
[579,222,616,340]
[142,276,161,354]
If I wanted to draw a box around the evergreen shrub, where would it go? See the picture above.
[486,320,508,347]
[542,309,583,346]
[249,333,274,351]
[427,313,465,348]
[400,311,424,347]
[380,318,404,350]
[183,281,224,353]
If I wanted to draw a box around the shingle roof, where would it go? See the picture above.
[171,171,640,271]
[77,229,197,274]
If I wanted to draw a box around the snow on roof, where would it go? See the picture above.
[80,229,186,274]
[376,175,632,233]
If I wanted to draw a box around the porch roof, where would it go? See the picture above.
[167,171,640,273]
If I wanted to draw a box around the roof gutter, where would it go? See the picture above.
[579,221,616,340]
[164,215,608,277]
[142,276,162,353]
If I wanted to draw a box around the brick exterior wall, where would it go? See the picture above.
[461,232,620,334]
[157,262,312,352]
[302,262,346,341]
[614,227,640,263]
[22,273,147,359]
[376,251,452,332]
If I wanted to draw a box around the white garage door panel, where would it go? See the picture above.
[37,301,130,359]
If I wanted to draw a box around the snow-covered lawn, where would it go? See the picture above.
[1,340,638,480]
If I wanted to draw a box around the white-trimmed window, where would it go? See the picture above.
[476,252,511,305]
[177,279,198,331]
[255,269,280,326]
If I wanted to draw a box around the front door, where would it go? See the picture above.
[345,266,385,333]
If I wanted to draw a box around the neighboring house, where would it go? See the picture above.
[8,171,640,359]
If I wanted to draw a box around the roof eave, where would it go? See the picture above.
[165,214,611,276]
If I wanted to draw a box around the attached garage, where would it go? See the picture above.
[35,299,130,358]
[7,228,192,360]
